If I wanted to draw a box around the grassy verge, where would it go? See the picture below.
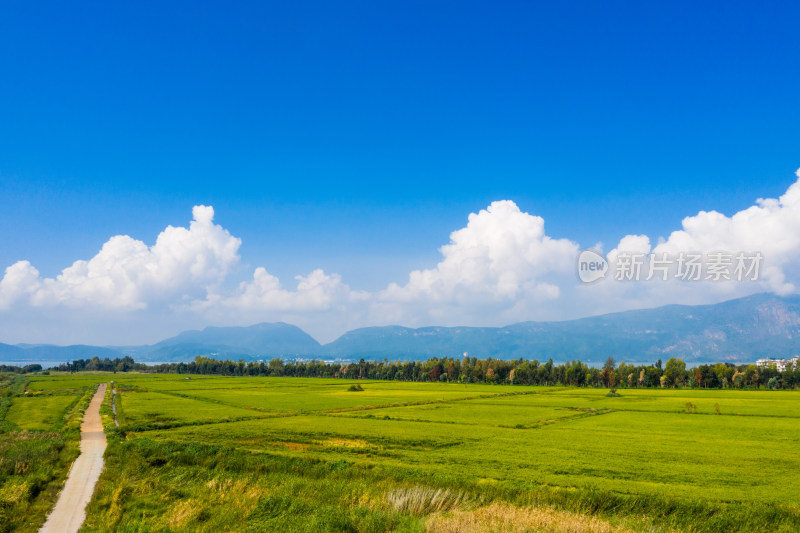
[82,437,424,532]
[0,379,98,532]
[82,433,800,532]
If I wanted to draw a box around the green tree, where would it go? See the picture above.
[663,358,687,388]
[600,357,616,388]
[268,358,284,376]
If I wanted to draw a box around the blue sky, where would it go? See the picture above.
[1,1,799,344]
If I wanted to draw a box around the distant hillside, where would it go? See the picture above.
[321,325,504,359]
[0,343,25,358]
[0,343,124,364]
[320,293,800,363]
[1,294,799,365]
[139,322,322,361]
[0,322,321,364]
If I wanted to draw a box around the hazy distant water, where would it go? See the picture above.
[0,359,70,368]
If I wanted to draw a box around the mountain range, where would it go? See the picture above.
[2,293,799,366]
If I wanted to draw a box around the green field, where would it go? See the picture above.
[127,384,800,505]
[0,374,95,532]
[5,394,80,431]
[4,373,800,532]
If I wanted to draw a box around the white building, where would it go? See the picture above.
[756,356,799,372]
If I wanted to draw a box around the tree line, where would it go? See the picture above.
[20,354,798,389]
[132,355,800,389]
[51,356,148,373]
[0,363,44,374]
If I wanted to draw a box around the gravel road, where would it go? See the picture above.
[40,383,107,533]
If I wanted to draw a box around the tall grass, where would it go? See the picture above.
[387,486,475,516]
[82,438,424,532]
[78,433,800,532]
[426,501,637,533]
[0,380,98,532]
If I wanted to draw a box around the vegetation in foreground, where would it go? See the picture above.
[5,372,800,532]
[0,373,95,532]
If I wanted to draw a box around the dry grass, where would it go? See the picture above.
[0,480,29,506]
[322,437,369,448]
[167,498,204,528]
[425,501,636,533]
[268,440,309,451]
[387,485,475,516]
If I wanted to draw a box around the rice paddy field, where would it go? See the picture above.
[0,373,93,532]
[4,373,800,532]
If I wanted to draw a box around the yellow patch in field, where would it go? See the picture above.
[236,438,263,445]
[321,437,369,448]
[0,481,29,505]
[166,498,204,527]
[268,440,309,451]
[426,502,635,533]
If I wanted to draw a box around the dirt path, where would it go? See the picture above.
[40,383,107,533]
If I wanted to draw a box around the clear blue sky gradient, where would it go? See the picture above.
[1,1,799,290]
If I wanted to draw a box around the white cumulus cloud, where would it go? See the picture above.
[218,267,350,312]
[649,170,800,295]
[600,168,800,307]
[375,200,579,324]
[0,205,241,311]
[0,261,42,311]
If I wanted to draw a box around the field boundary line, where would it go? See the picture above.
[139,388,540,416]
[318,390,538,415]
[118,413,295,433]
[135,388,276,413]
[323,406,615,430]
[115,389,544,433]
